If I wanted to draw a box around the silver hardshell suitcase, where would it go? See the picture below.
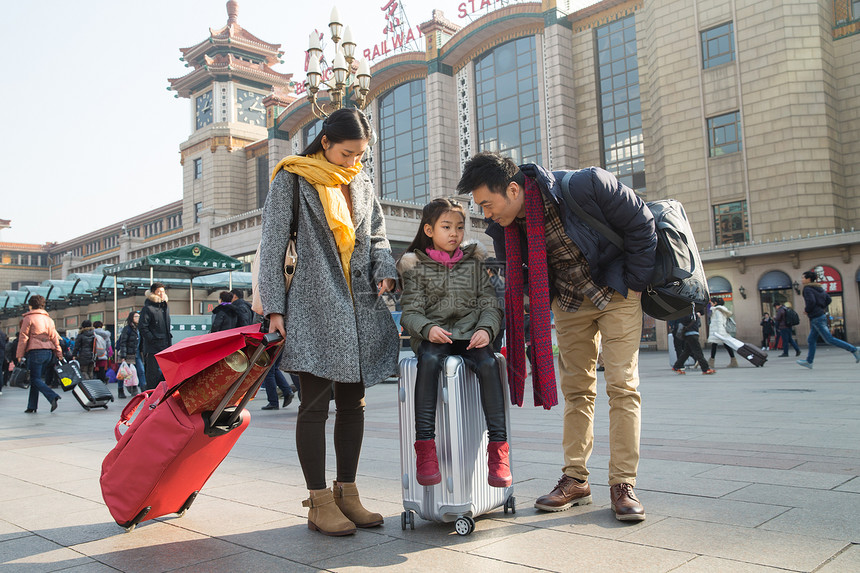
[398,355,515,536]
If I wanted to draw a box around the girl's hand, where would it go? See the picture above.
[377,278,395,296]
[428,326,453,344]
[467,329,490,350]
[268,313,286,340]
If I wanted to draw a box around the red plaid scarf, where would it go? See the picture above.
[504,177,558,409]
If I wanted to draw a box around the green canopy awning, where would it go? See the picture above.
[102,243,243,279]
[100,243,244,323]
[41,280,79,300]
[2,290,28,309]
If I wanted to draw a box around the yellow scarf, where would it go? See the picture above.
[271,153,361,292]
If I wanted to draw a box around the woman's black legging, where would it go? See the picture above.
[710,343,735,359]
[414,340,507,443]
[296,373,365,491]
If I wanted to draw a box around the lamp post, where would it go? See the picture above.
[305,6,372,118]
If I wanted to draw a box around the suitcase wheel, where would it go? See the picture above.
[504,496,516,515]
[83,405,91,411]
[400,510,415,531]
[121,506,152,532]
[176,491,199,518]
[454,516,475,536]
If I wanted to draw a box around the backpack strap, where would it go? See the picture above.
[560,171,624,251]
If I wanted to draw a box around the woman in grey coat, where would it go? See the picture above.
[259,108,399,537]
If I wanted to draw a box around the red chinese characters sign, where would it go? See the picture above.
[813,265,842,293]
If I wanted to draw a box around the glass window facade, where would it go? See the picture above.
[597,15,645,192]
[701,22,735,69]
[302,119,322,150]
[378,80,429,203]
[708,111,742,157]
[854,0,860,19]
[193,158,202,179]
[714,201,749,245]
[474,36,542,165]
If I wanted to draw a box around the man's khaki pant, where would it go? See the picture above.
[552,292,642,486]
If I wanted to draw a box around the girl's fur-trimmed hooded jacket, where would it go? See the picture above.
[398,242,503,353]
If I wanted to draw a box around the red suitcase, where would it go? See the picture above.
[99,332,281,531]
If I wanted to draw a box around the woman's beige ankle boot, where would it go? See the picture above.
[708,357,715,369]
[728,357,739,368]
[333,481,384,528]
[302,488,356,536]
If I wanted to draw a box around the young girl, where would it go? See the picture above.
[398,198,510,488]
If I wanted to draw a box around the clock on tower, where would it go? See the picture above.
[236,88,265,126]
[195,91,213,129]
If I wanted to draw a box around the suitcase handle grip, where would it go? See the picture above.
[115,390,155,441]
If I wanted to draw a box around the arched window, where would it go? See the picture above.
[474,36,542,164]
[302,119,322,151]
[378,80,428,203]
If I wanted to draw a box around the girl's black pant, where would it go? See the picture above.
[414,340,507,443]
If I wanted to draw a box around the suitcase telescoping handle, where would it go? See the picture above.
[207,332,284,433]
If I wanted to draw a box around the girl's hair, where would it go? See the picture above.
[126,310,138,327]
[710,297,725,306]
[403,198,467,255]
[300,108,372,156]
[802,270,817,281]
[28,294,46,309]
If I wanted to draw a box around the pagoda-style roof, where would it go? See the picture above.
[168,1,293,98]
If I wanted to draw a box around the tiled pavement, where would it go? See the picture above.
[1,346,859,572]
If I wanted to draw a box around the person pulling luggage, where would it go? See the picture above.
[398,198,510,489]
[16,295,63,413]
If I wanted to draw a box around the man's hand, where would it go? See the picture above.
[268,313,286,340]
[630,290,642,299]
[428,326,453,344]
[467,329,490,350]
[377,278,395,296]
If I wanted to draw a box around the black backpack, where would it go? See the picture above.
[560,173,709,321]
[784,307,800,327]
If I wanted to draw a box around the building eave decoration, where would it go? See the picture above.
[432,3,544,73]
[365,54,427,103]
[168,1,291,98]
[168,55,293,97]
[179,135,258,165]
[179,1,282,66]
[567,0,643,33]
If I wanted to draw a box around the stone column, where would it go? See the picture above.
[421,11,464,198]
[541,3,578,170]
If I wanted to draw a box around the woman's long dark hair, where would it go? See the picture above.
[300,108,372,156]
[402,198,467,257]
[126,310,138,328]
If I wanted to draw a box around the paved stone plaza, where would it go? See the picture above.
[1,347,859,572]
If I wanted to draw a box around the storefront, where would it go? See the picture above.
[707,276,734,310]
[757,270,794,317]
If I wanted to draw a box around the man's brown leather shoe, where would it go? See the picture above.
[610,483,645,521]
[534,474,592,512]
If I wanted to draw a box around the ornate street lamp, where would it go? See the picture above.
[305,6,372,118]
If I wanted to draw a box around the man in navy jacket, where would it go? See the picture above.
[458,152,655,522]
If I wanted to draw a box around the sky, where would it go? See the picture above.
[0,0,595,246]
